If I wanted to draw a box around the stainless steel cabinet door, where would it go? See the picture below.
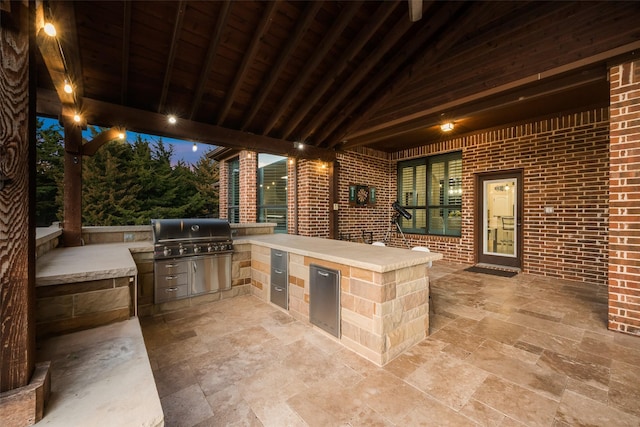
[309,264,340,338]
[190,254,231,296]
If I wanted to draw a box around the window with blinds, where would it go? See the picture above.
[227,158,240,223]
[397,151,462,236]
[257,154,287,233]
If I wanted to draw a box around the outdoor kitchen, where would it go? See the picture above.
[31,220,439,425]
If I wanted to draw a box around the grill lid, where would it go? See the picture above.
[151,218,232,243]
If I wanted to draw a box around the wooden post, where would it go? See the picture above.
[0,0,35,394]
[1,3,50,426]
[62,119,83,247]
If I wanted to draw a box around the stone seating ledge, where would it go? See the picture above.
[35,318,164,427]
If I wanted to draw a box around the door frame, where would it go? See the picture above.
[475,169,524,269]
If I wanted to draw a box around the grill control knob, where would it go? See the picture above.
[207,244,213,253]
[193,246,201,254]
[179,244,186,255]
[163,247,171,257]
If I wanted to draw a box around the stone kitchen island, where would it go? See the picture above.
[235,234,442,366]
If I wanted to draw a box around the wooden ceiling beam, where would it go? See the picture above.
[319,1,461,148]
[37,89,336,162]
[189,1,232,120]
[35,4,75,116]
[261,1,362,136]
[120,1,131,105]
[327,3,479,149]
[48,1,83,99]
[340,67,608,150]
[298,7,416,143]
[241,1,322,131]
[158,1,186,113]
[217,1,279,126]
[280,1,399,140]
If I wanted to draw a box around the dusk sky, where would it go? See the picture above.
[39,116,213,165]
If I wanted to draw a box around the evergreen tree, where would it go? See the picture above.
[193,150,220,217]
[35,118,64,226]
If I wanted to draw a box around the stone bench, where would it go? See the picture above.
[35,318,163,426]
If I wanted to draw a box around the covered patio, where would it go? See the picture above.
[2,1,640,426]
[140,262,640,426]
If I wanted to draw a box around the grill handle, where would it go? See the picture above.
[165,287,178,292]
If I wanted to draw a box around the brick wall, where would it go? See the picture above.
[295,159,330,237]
[609,59,640,335]
[240,151,257,223]
[336,148,393,243]
[392,108,611,283]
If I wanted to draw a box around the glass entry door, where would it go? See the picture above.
[478,172,522,269]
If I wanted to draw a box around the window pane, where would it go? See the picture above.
[429,208,444,234]
[257,154,287,233]
[227,158,240,223]
[429,162,444,206]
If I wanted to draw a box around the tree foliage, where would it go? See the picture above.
[36,120,220,227]
[35,119,64,226]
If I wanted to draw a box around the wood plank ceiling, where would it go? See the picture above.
[36,1,640,158]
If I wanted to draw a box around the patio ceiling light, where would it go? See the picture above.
[63,79,73,94]
[192,142,198,152]
[440,122,454,132]
[167,115,177,125]
[73,113,81,123]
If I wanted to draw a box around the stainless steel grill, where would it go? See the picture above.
[151,218,233,304]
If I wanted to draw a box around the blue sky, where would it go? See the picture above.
[39,116,212,165]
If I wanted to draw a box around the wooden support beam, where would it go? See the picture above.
[280,1,399,140]
[217,1,279,125]
[261,1,362,136]
[158,0,185,113]
[0,0,34,395]
[62,119,83,247]
[189,1,232,120]
[81,128,126,156]
[37,89,336,162]
[241,1,322,131]
[47,1,83,99]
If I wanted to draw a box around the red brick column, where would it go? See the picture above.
[609,60,640,335]
[218,161,228,219]
[239,151,257,223]
[296,159,330,237]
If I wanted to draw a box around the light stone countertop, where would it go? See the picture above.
[35,318,164,427]
[234,234,442,272]
[35,242,153,286]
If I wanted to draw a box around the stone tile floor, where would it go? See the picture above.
[140,262,640,426]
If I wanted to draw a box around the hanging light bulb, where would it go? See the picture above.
[43,22,57,37]
[73,113,81,123]
[118,132,126,140]
[63,80,73,94]
[192,142,198,152]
